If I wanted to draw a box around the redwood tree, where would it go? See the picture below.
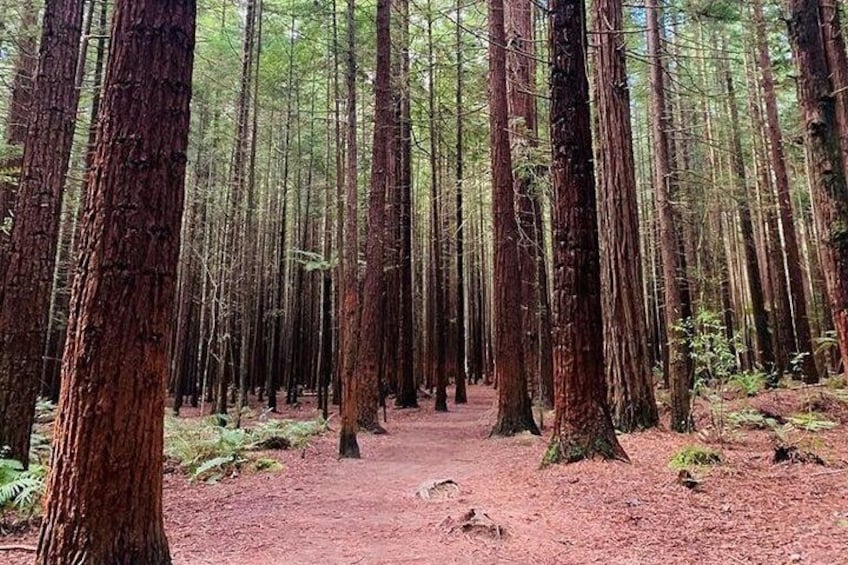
[488,0,539,437]
[752,0,818,381]
[788,0,848,375]
[36,0,196,561]
[592,0,658,431]
[0,0,85,464]
[647,0,691,432]
[545,0,626,463]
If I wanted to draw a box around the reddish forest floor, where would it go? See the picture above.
[4,384,848,564]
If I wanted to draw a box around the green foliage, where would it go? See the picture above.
[726,408,779,430]
[683,309,744,392]
[727,371,766,397]
[0,459,46,514]
[164,416,326,482]
[668,445,723,470]
[786,412,838,432]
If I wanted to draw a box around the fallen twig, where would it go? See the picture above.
[0,545,37,552]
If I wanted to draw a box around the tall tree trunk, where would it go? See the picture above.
[723,53,775,373]
[592,0,658,431]
[395,0,417,409]
[354,0,392,431]
[453,0,468,405]
[506,0,541,405]
[646,0,691,432]
[546,0,626,463]
[339,0,360,457]
[35,0,195,561]
[796,0,848,375]
[0,0,38,234]
[0,0,86,464]
[488,0,539,437]
[752,0,818,381]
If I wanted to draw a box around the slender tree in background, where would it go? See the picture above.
[35,0,196,561]
[545,0,625,463]
[723,52,775,373]
[488,0,539,437]
[646,0,691,432]
[394,0,417,409]
[427,0,448,413]
[752,0,818,382]
[453,0,467,405]
[788,0,848,375]
[0,0,85,464]
[0,0,37,234]
[592,0,658,431]
[339,0,361,458]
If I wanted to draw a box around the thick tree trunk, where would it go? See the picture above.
[545,0,626,464]
[488,0,538,437]
[646,0,691,432]
[35,0,195,561]
[353,0,392,431]
[794,0,848,375]
[506,0,541,405]
[0,0,86,464]
[592,0,658,431]
[752,0,819,381]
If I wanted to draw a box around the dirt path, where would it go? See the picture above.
[6,385,847,564]
[161,386,847,565]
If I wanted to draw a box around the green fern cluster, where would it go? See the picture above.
[0,458,46,515]
[164,416,326,482]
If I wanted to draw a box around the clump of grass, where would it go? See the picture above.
[164,416,326,482]
[668,445,723,470]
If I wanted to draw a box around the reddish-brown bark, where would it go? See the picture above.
[339,0,361,458]
[724,57,775,373]
[752,0,819,382]
[354,0,392,433]
[0,0,38,232]
[647,0,691,432]
[0,0,85,464]
[488,0,538,436]
[808,0,848,374]
[545,0,626,463]
[592,0,658,431]
[35,0,196,561]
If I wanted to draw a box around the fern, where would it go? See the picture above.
[0,459,46,514]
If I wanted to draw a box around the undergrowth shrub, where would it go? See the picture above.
[668,445,723,470]
[164,416,326,482]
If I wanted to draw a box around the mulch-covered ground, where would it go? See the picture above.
[3,383,848,564]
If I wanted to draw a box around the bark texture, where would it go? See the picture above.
[647,0,691,432]
[35,0,196,562]
[592,0,658,431]
[0,0,85,464]
[792,0,848,375]
[489,0,539,437]
[545,0,626,464]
